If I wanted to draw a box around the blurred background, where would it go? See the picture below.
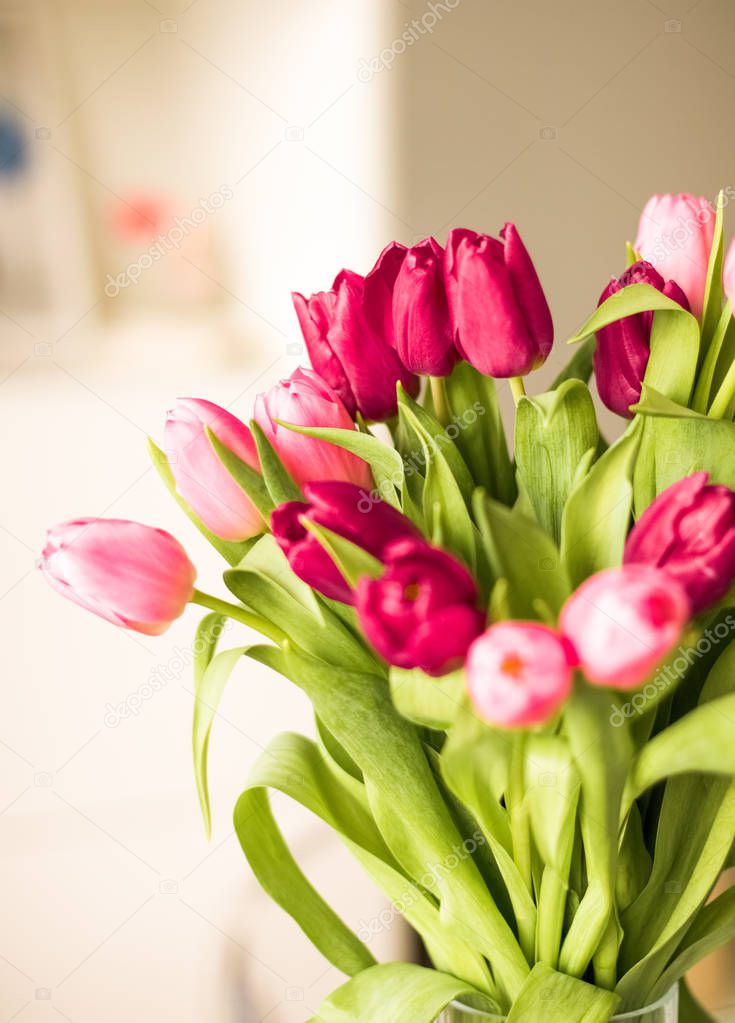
[2,0,735,1020]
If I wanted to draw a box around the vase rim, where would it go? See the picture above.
[448,982,677,1020]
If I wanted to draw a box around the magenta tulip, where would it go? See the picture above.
[355,538,485,676]
[40,519,196,635]
[560,565,689,690]
[165,398,264,541]
[466,622,575,728]
[392,237,456,376]
[444,223,553,378]
[635,194,715,318]
[593,260,689,418]
[254,367,373,489]
[624,473,735,614]
[292,246,419,421]
[724,240,735,308]
[272,482,421,604]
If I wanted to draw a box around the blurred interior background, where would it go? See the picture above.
[2,0,735,1020]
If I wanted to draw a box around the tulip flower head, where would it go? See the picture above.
[593,260,689,418]
[40,518,196,635]
[292,247,419,421]
[635,193,715,318]
[625,473,735,614]
[254,367,373,489]
[355,538,485,676]
[392,237,456,376]
[560,565,689,691]
[444,223,553,378]
[271,481,421,604]
[165,397,264,541]
[466,622,575,728]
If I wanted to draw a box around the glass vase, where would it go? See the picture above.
[437,984,678,1022]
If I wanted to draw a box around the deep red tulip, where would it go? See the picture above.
[355,538,485,675]
[593,260,689,418]
[444,223,553,378]
[624,473,735,614]
[271,481,420,604]
[392,237,456,376]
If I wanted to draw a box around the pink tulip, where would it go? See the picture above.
[444,223,553,378]
[635,194,715,318]
[560,565,689,691]
[724,240,735,308]
[165,398,265,541]
[466,622,575,728]
[624,473,735,614]
[40,519,196,635]
[292,245,419,422]
[254,367,373,489]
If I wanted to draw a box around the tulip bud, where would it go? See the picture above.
[466,622,575,728]
[355,538,485,676]
[444,223,553,377]
[724,240,735,308]
[165,398,265,541]
[624,472,735,614]
[272,481,420,604]
[560,565,689,691]
[292,245,419,421]
[40,518,196,635]
[392,237,456,376]
[254,367,373,489]
[635,194,715,318]
[593,260,689,418]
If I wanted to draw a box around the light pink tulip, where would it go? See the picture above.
[41,519,196,635]
[254,367,373,489]
[724,240,735,308]
[634,194,715,318]
[165,398,265,541]
[560,565,689,691]
[466,622,575,728]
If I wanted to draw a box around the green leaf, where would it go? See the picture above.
[678,979,718,1023]
[147,438,255,565]
[307,962,497,1023]
[515,380,599,543]
[443,362,516,505]
[250,420,303,505]
[691,302,732,413]
[568,282,697,346]
[505,964,619,1023]
[560,417,642,587]
[474,492,570,619]
[700,191,725,352]
[277,643,529,1006]
[193,643,249,837]
[389,667,464,730]
[397,383,475,504]
[204,425,273,519]
[551,336,596,389]
[279,421,403,508]
[303,520,383,588]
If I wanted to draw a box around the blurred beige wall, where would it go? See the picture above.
[2,0,735,1021]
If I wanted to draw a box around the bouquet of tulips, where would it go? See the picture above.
[42,193,735,1023]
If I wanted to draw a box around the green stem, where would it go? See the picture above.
[509,376,526,405]
[429,376,450,426]
[509,733,532,894]
[192,589,287,646]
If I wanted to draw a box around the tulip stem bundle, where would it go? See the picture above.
[41,195,735,1023]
